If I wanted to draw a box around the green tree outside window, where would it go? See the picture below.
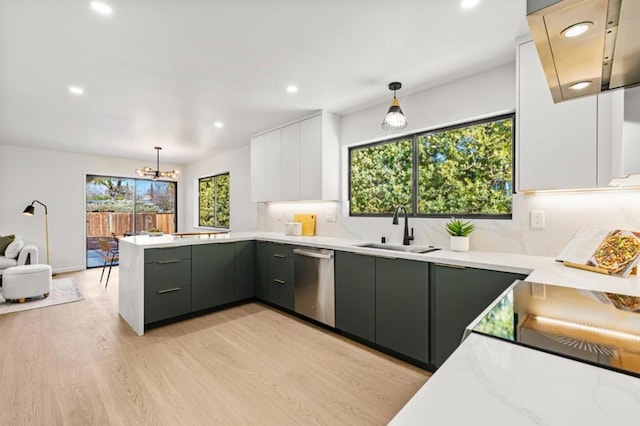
[418,117,513,215]
[199,173,230,228]
[350,138,413,214]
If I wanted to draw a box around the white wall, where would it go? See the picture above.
[180,145,257,233]
[258,62,640,257]
[340,62,516,147]
[0,144,183,273]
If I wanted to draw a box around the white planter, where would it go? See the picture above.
[450,236,470,252]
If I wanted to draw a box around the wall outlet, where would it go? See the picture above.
[326,209,337,222]
[530,210,545,229]
[531,283,546,299]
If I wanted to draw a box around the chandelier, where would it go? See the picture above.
[135,146,179,180]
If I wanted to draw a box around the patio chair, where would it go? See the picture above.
[99,239,119,288]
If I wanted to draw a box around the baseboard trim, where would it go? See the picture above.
[52,265,86,275]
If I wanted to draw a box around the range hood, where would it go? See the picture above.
[527,0,640,103]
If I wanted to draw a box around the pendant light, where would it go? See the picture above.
[135,147,179,180]
[381,82,408,130]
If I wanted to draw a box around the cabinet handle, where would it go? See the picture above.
[434,262,466,269]
[273,254,286,259]
[157,259,181,264]
[273,279,286,284]
[158,287,181,294]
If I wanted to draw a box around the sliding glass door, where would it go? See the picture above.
[86,175,177,268]
[135,180,177,235]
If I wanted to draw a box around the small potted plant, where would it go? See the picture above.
[445,217,475,252]
[146,228,164,237]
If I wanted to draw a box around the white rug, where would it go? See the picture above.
[0,278,84,315]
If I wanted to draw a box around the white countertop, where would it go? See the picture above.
[121,231,640,297]
[390,333,640,425]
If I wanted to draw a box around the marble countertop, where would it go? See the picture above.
[122,231,640,297]
[390,333,640,425]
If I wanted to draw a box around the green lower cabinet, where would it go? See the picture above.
[144,247,192,324]
[145,286,192,324]
[335,251,375,342]
[375,258,429,363]
[254,241,268,299]
[235,241,255,300]
[191,243,236,311]
[430,264,526,368]
[266,243,295,310]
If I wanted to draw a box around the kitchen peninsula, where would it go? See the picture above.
[119,232,640,423]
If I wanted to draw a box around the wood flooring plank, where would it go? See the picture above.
[0,267,430,425]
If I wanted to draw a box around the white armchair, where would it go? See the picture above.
[0,242,39,276]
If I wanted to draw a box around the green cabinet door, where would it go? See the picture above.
[375,258,429,363]
[431,264,526,367]
[266,243,295,310]
[254,241,268,299]
[335,251,375,342]
[235,241,255,300]
[191,243,236,311]
[144,247,192,324]
[145,285,192,324]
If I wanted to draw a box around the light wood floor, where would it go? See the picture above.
[0,267,430,425]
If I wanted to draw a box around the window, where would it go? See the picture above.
[86,175,177,268]
[349,138,413,215]
[349,114,514,218]
[199,173,230,228]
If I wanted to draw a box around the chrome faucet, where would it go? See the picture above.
[392,205,414,245]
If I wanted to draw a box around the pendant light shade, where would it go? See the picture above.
[381,82,408,130]
[135,147,179,180]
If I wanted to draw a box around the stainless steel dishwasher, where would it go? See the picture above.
[293,247,335,327]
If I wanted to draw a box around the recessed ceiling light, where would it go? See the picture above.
[286,85,298,94]
[68,86,85,96]
[562,22,593,38]
[569,81,592,90]
[90,1,113,16]
[213,122,224,128]
[460,0,480,9]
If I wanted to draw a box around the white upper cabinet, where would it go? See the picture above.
[299,115,322,200]
[281,123,301,201]
[250,134,266,202]
[250,111,340,202]
[518,40,598,191]
[264,129,283,202]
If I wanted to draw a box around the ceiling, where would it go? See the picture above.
[0,0,529,165]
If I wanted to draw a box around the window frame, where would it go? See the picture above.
[348,113,515,219]
[348,135,414,218]
[198,172,230,229]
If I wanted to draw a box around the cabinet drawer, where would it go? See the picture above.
[144,259,192,294]
[267,243,295,258]
[144,285,191,324]
[267,278,294,310]
[145,246,191,264]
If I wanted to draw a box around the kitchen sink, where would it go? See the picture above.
[355,242,441,254]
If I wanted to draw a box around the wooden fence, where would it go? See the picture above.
[86,213,175,237]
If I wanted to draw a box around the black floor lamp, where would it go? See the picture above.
[22,200,50,265]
